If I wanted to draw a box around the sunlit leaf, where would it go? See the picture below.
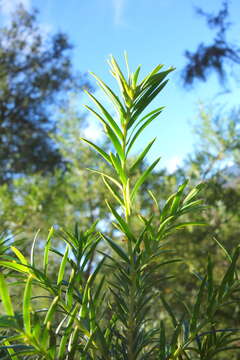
[183,183,206,204]
[30,229,40,267]
[57,245,69,285]
[90,71,125,115]
[102,176,124,206]
[43,226,54,274]
[87,168,122,189]
[10,247,28,266]
[23,275,33,335]
[81,137,112,166]
[0,261,30,274]
[85,90,123,140]
[44,296,59,326]
[0,274,14,317]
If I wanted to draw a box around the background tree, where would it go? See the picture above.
[0,5,90,184]
[157,108,240,351]
[182,0,240,86]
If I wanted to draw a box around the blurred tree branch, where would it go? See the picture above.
[182,0,240,87]
[0,4,91,184]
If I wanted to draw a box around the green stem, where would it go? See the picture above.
[122,117,137,360]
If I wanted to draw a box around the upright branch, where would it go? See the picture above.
[82,53,173,224]
[82,54,174,359]
[82,54,209,359]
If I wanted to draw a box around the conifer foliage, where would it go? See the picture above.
[0,55,240,359]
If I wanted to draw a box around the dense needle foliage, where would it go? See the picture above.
[0,55,240,359]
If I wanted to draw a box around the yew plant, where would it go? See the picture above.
[0,55,240,359]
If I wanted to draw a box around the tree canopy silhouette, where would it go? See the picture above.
[0,5,89,184]
[182,0,240,86]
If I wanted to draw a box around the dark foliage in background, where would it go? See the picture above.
[182,0,240,86]
[0,5,89,184]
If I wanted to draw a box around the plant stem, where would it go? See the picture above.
[122,118,137,360]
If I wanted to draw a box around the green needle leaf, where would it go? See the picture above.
[85,90,123,140]
[57,245,69,285]
[190,277,207,332]
[167,222,207,231]
[131,80,168,122]
[183,183,206,204]
[2,341,20,360]
[109,55,128,89]
[218,246,240,302]
[110,152,126,184]
[10,246,28,266]
[101,233,130,263]
[0,274,14,317]
[170,180,189,214]
[130,138,156,172]
[106,201,136,241]
[0,261,30,274]
[140,64,164,88]
[159,321,166,360]
[213,237,232,263]
[132,65,141,88]
[81,137,112,166]
[30,229,40,267]
[43,226,54,274]
[161,295,177,327]
[102,176,124,206]
[44,296,59,326]
[131,157,161,201]
[23,275,33,335]
[87,168,122,189]
[90,72,125,115]
[126,112,161,155]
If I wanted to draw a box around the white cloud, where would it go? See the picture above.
[0,0,31,16]
[112,0,125,26]
[83,122,102,142]
[166,156,183,173]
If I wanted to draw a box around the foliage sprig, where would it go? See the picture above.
[0,54,240,360]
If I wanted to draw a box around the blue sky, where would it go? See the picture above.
[1,0,239,172]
